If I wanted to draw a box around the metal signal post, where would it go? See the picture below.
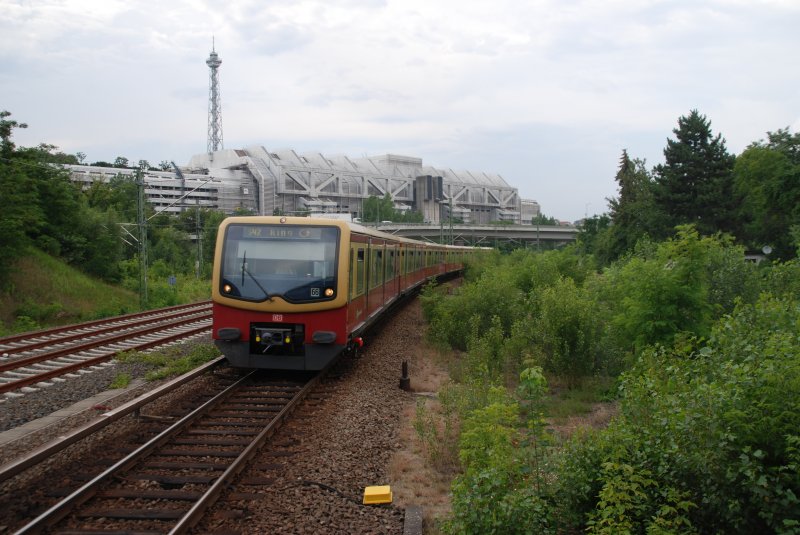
[136,165,148,307]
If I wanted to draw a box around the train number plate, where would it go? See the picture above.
[272,314,283,322]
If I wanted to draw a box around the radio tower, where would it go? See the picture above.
[206,39,223,153]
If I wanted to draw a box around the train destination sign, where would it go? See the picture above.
[242,226,322,240]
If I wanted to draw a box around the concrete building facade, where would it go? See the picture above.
[67,147,540,225]
[187,147,526,224]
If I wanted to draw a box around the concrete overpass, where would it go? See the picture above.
[370,223,578,247]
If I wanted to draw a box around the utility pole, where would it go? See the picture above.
[449,197,454,245]
[536,216,541,252]
[136,165,148,307]
[195,200,202,279]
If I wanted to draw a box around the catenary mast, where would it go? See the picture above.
[206,39,223,153]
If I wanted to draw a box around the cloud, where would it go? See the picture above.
[2,0,799,220]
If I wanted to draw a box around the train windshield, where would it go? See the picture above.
[219,224,339,303]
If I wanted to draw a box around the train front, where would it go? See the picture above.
[211,216,350,370]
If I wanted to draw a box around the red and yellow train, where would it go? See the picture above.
[211,216,479,370]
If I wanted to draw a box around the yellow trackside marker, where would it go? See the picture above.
[363,485,392,505]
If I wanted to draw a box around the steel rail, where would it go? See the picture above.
[0,301,211,347]
[0,304,212,358]
[13,364,256,534]
[0,357,226,485]
[0,311,211,374]
[170,360,334,534]
[0,321,211,395]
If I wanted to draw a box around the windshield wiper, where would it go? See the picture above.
[241,251,246,286]
[240,251,274,301]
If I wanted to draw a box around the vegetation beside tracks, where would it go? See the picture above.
[418,242,800,534]
[0,248,139,334]
[0,248,210,336]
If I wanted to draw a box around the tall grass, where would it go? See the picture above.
[0,248,210,335]
[0,249,139,331]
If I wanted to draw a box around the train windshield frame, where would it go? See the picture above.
[219,223,340,303]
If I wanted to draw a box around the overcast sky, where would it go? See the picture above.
[2,0,799,221]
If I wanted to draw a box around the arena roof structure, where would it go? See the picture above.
[186,146,523,224]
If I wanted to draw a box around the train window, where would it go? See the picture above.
[370,247,384,289]
[349,247,354,300]
[377,249,384,286]
[356,248,365,295]
[219,223,339,303]
[387,249,395,280]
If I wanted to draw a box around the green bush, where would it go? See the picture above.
[445,385,556,535]
[762,259,800,297]
[421,263,524,352]
[424,232,799,533]
[557,295,800,533]
[531,276,605,383]
[607,227,716,351]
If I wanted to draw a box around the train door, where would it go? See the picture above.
[415,247,422,285]
[367,238,385,319]
[386,243,398,302]
[399,244,409,294]
[348,237,368,332]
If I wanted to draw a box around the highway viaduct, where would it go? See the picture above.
[368,223,578,248]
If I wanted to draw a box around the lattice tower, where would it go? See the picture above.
[206,40,223,153]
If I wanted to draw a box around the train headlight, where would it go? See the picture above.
[223,283,233,294]
[324,288,334,297]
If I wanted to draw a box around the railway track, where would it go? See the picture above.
[0,295,429,534]
[13,367,323,534]
[0,302,212,398]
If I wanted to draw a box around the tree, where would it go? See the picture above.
[17,143,79,164]
[576,213,611,257]
[1,110,27,156]
[0,114,108,285]
[85,174,140,222]
[15,144,91,260]
[362,193,396,223]
[600,150,659,261]
[0,112,38,286]
[0,165,41,287]
[733,128,800,260]
[609,226,716,351]
[653,110,736,238]
[531,213,559,225]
